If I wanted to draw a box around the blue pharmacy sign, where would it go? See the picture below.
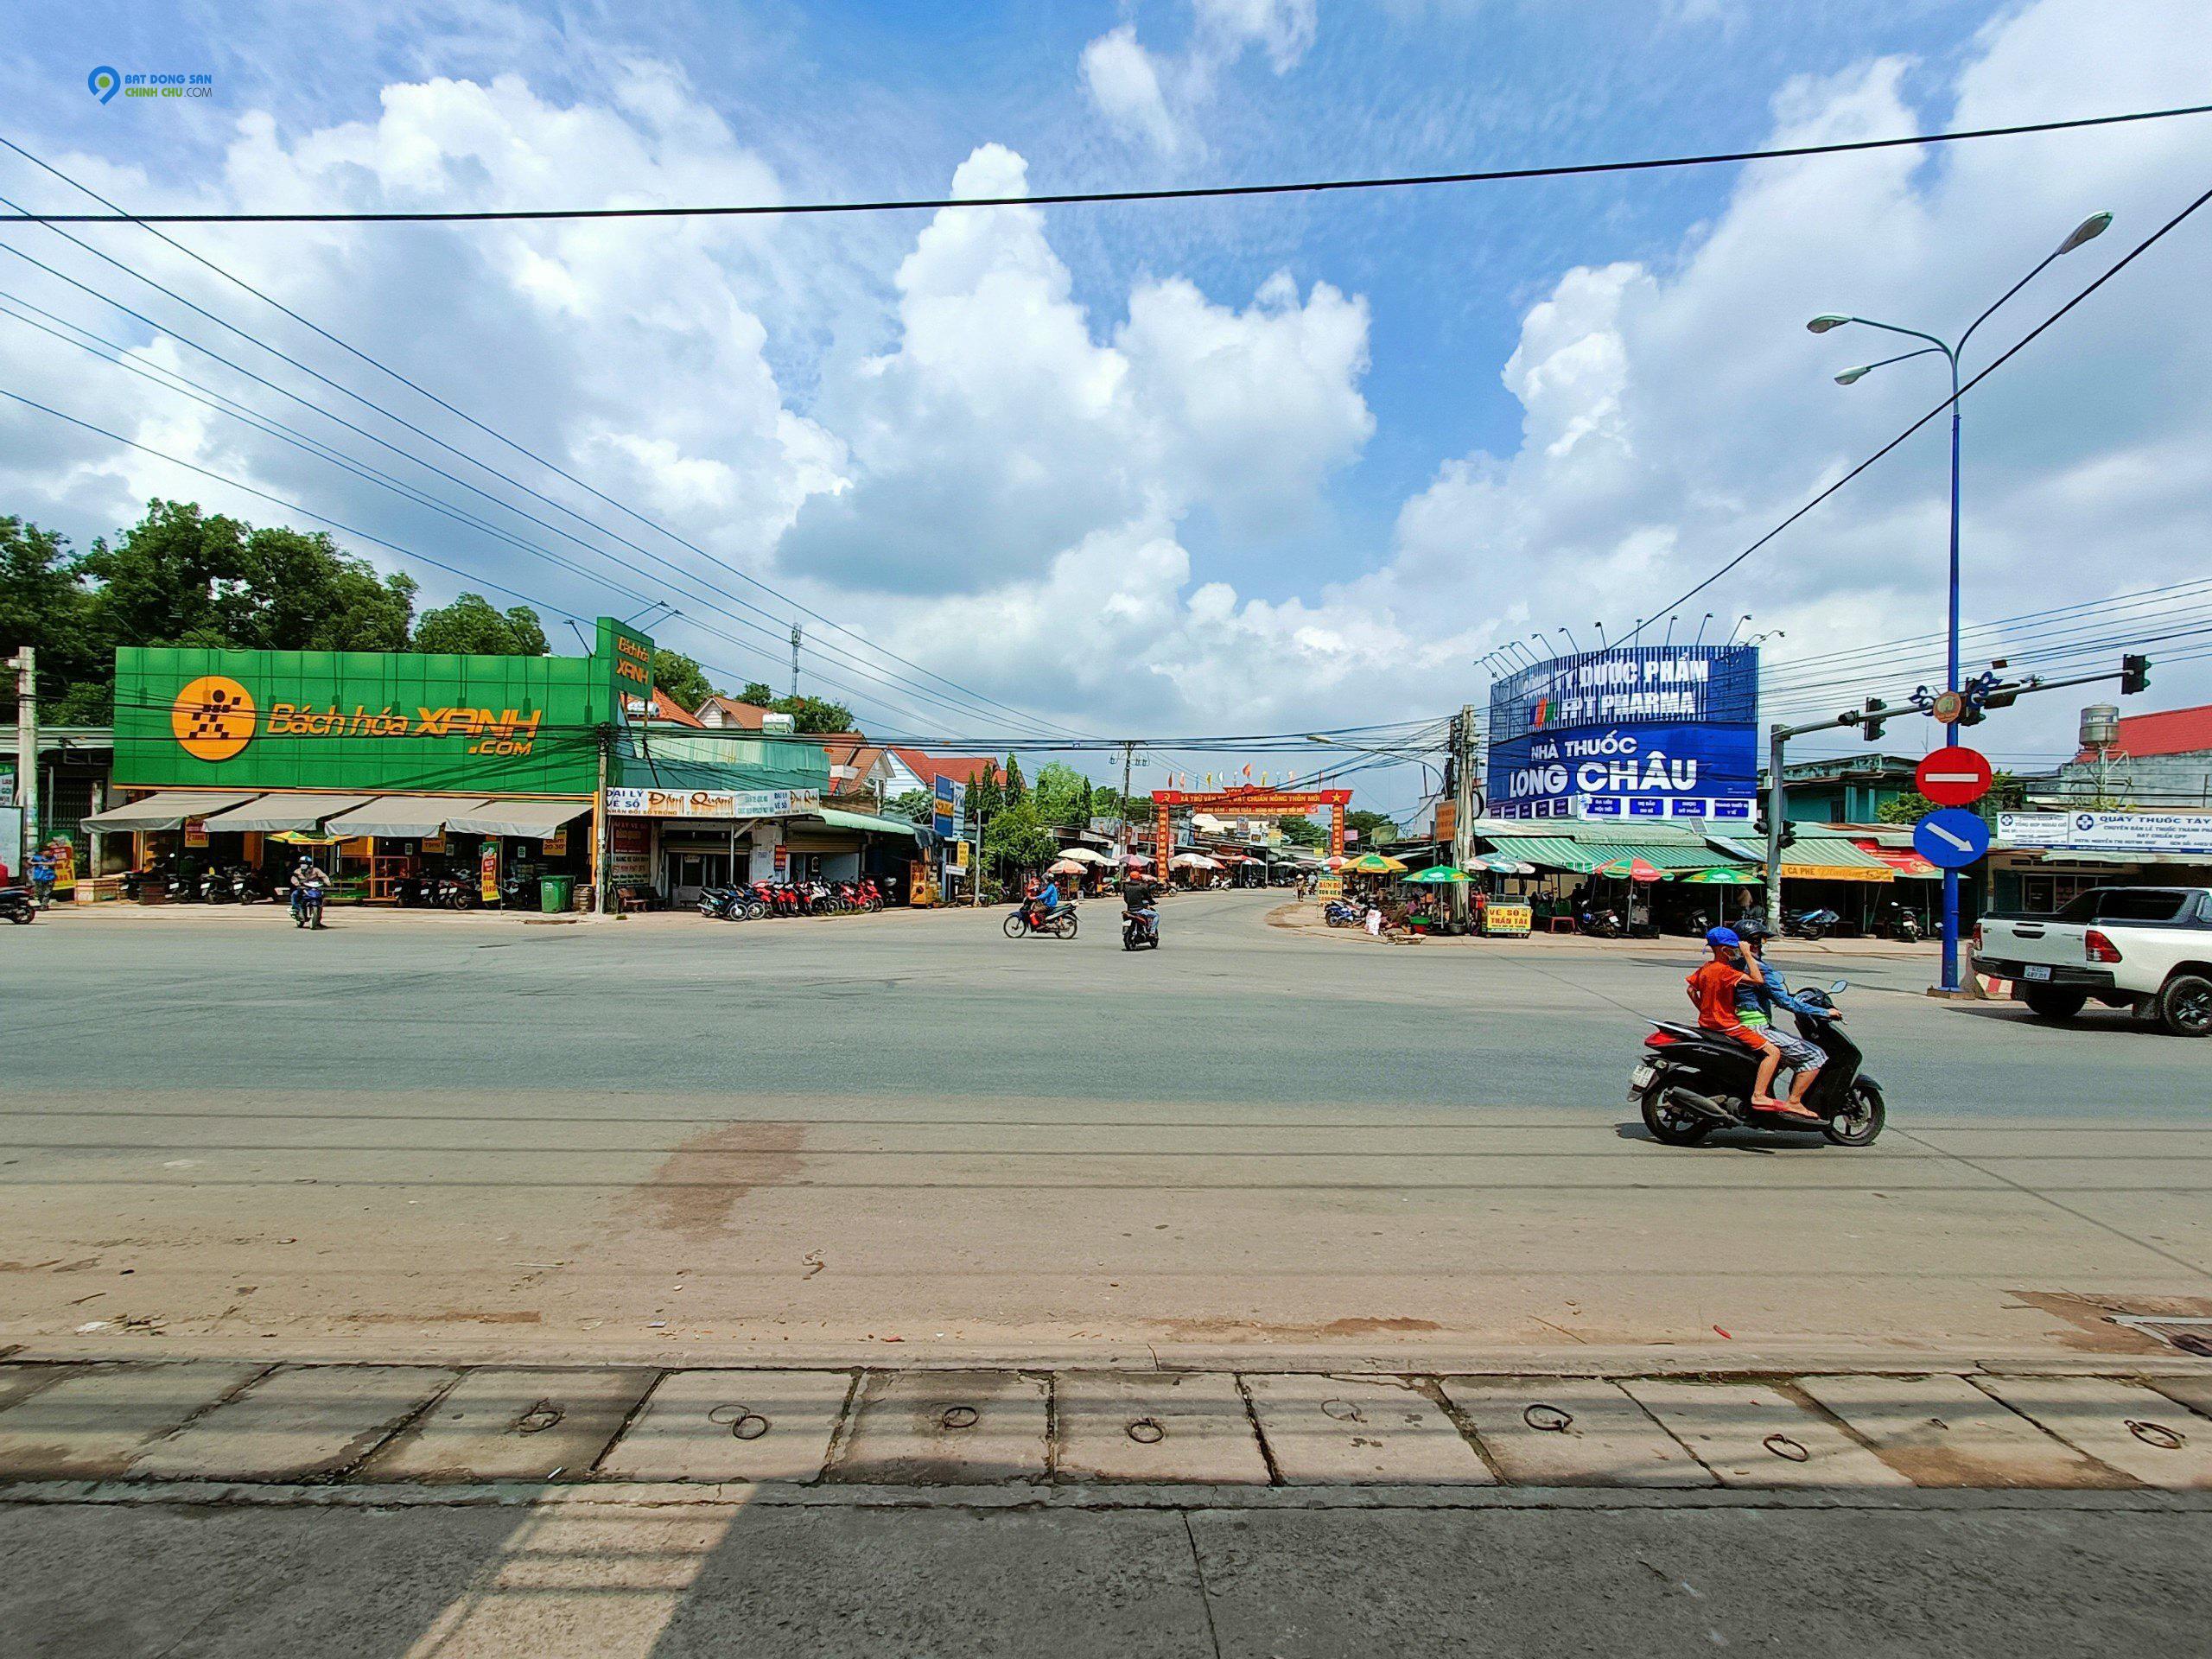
[1486,645,1759,821]
[931,774,965,840]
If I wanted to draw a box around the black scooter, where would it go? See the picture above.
[1121,907,1160,950]
[1628,981,1885,1147]
[0,885,35,925]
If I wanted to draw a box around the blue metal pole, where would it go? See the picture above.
[1941,350,1963,992]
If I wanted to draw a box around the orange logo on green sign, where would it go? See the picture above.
[172,676,257,760]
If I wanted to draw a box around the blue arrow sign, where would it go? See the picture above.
[1914,807,1991,870]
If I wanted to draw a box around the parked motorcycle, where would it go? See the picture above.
[435,875,480,909]
[230,866,275,904]
[1121,906,1160,950]
[1576,906,1624,939]
[165,868,197,903]
[1783,906,1841,943]
[199,868,235,904]
[1872,901,1922,943]
[1323,899,1364,928]
[0,885,36,925]
[1628,980,1884,1147]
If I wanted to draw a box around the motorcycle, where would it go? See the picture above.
[289,884,328,930]
[1784,906,1841,943]
[1628,980,1884,1147]
[1872,902,1922,943]
[435,875,480,909]
[1004,899,1078,940]
[855,878,887,912]
[1121,906,1160,950]
[1576,906,1624,939]
[199,868,236,904]
[1323,899,1363,928]
[230,866,275,904]
[0,885,36,925]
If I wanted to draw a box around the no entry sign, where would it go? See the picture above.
[1916,747,1993,808]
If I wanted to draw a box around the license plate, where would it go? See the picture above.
[1629,1063,1656,1099]
[2024,964,2052,981]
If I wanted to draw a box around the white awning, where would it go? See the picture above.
[441,799,593,837]
[323,797,494,839]
[199,793,376,833]
[82,790,262,831]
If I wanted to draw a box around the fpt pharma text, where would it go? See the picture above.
[1546,656,1710,726]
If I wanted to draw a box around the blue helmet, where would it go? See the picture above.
[1705,925,1742,950]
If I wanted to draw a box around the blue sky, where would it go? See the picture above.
[4,0,2210,822]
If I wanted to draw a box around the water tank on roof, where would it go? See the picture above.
[2078,704,2120,749]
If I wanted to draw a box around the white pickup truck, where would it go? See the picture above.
[1974,886,2212,1037]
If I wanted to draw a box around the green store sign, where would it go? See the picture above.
[113,618,652,797]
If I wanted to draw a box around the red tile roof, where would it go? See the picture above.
[2072,702,2212,761]
[625,691,706,728]
[694,696,770,729]
[889,748,993,787]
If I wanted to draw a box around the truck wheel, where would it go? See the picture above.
[2153,974,2212,1039]
[2023,986,2088,1020]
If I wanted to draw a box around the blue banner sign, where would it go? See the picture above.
[932,774,965,840]
[1486,645,1758,821]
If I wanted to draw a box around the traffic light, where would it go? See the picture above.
[1754,814,1798,849]
[2121,653,2150,696]
[1859,696,1887,742]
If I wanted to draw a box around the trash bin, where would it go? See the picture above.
[540,874,575,913]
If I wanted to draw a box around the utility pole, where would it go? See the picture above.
[8,646,35,847]
[1764,724,1789,927]
[790,622,802,701]
[1120,741,1135,861]
[1450,704,1476,928]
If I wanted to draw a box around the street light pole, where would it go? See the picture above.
[1807,209,2109,992]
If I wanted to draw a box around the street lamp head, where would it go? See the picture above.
[1834,365,1872,385]
[1807,315,1851,334]
[2056,211,2113,255]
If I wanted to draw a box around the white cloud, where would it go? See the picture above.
[1080,27,1185,157]
[1079,0,1319,156]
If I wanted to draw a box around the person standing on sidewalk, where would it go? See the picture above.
[28,846,56,908]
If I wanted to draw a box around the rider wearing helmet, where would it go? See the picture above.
[1730,921,1832,1116]
[1685,925,1793,1113]
[289,855,330,929]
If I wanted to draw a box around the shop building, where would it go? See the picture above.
[84,620,651,906]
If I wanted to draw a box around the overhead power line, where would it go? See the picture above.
[0,140,1102,746]
[1617,176,2212,649]
[5,105,2209,224]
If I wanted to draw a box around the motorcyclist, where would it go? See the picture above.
[1027,875,1062,930]
[1122,873,1160,940]
[1732,922,1834,1116]
[289,856,330,929]
[1684,925,1794,1114]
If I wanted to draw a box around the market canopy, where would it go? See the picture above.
[1472,854,1537,874]
[1404,864,1471,884]
[805,806,925,840]
[1058,847,1113,865]
[322,797,494,839]
[1594,855,1664,882]
[198,793,375,834]
[1680,866,1761,886]
[1171,853,1221,868]
[1709,834,1895,883]
[1852,839,1941,879]
[82,790,262,831]
[442,799,593,837]
[1478,834,1745,875]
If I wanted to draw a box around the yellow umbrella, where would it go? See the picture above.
[1344,853,1407,874]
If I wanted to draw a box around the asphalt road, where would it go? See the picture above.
[4,890,2208,1365]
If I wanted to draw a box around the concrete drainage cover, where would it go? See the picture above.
[829,1370,1049,1484]
[598,1370,850,1483]
[1055,1373,1267,1484]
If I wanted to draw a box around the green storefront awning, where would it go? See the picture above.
[1708,834,1897,876]
[806,807,925,839]
[1479,833,1748,874]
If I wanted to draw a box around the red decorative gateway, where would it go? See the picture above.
[1151,787,1356,859]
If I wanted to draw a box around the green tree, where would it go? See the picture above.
[968,761,1002,819]
[741,682,776,706]
[772,694,854,734]
[650,648,715,714]
[885,788,933,824]
[1032,762,1093,830]
[1001,753,1027,804]
[411,593,548,656]
[0,517,99,722]
[1277,816,1326,848]
[983,800,1058,874]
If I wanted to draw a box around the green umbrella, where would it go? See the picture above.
[1680,867,1759,885]
[1404,865,1471,884]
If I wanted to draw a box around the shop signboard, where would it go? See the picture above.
[543,826,568,855]
[1487,645,1758,822]
[1995,811,2212,855]
[479,840,499,903]
[184,817,209,849]
[932,775,965,840]
[1482,902,1533,938]
[603,786,821,819]
[0,806,19,876]
[609,817,652,882]
[111,620,649,796]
